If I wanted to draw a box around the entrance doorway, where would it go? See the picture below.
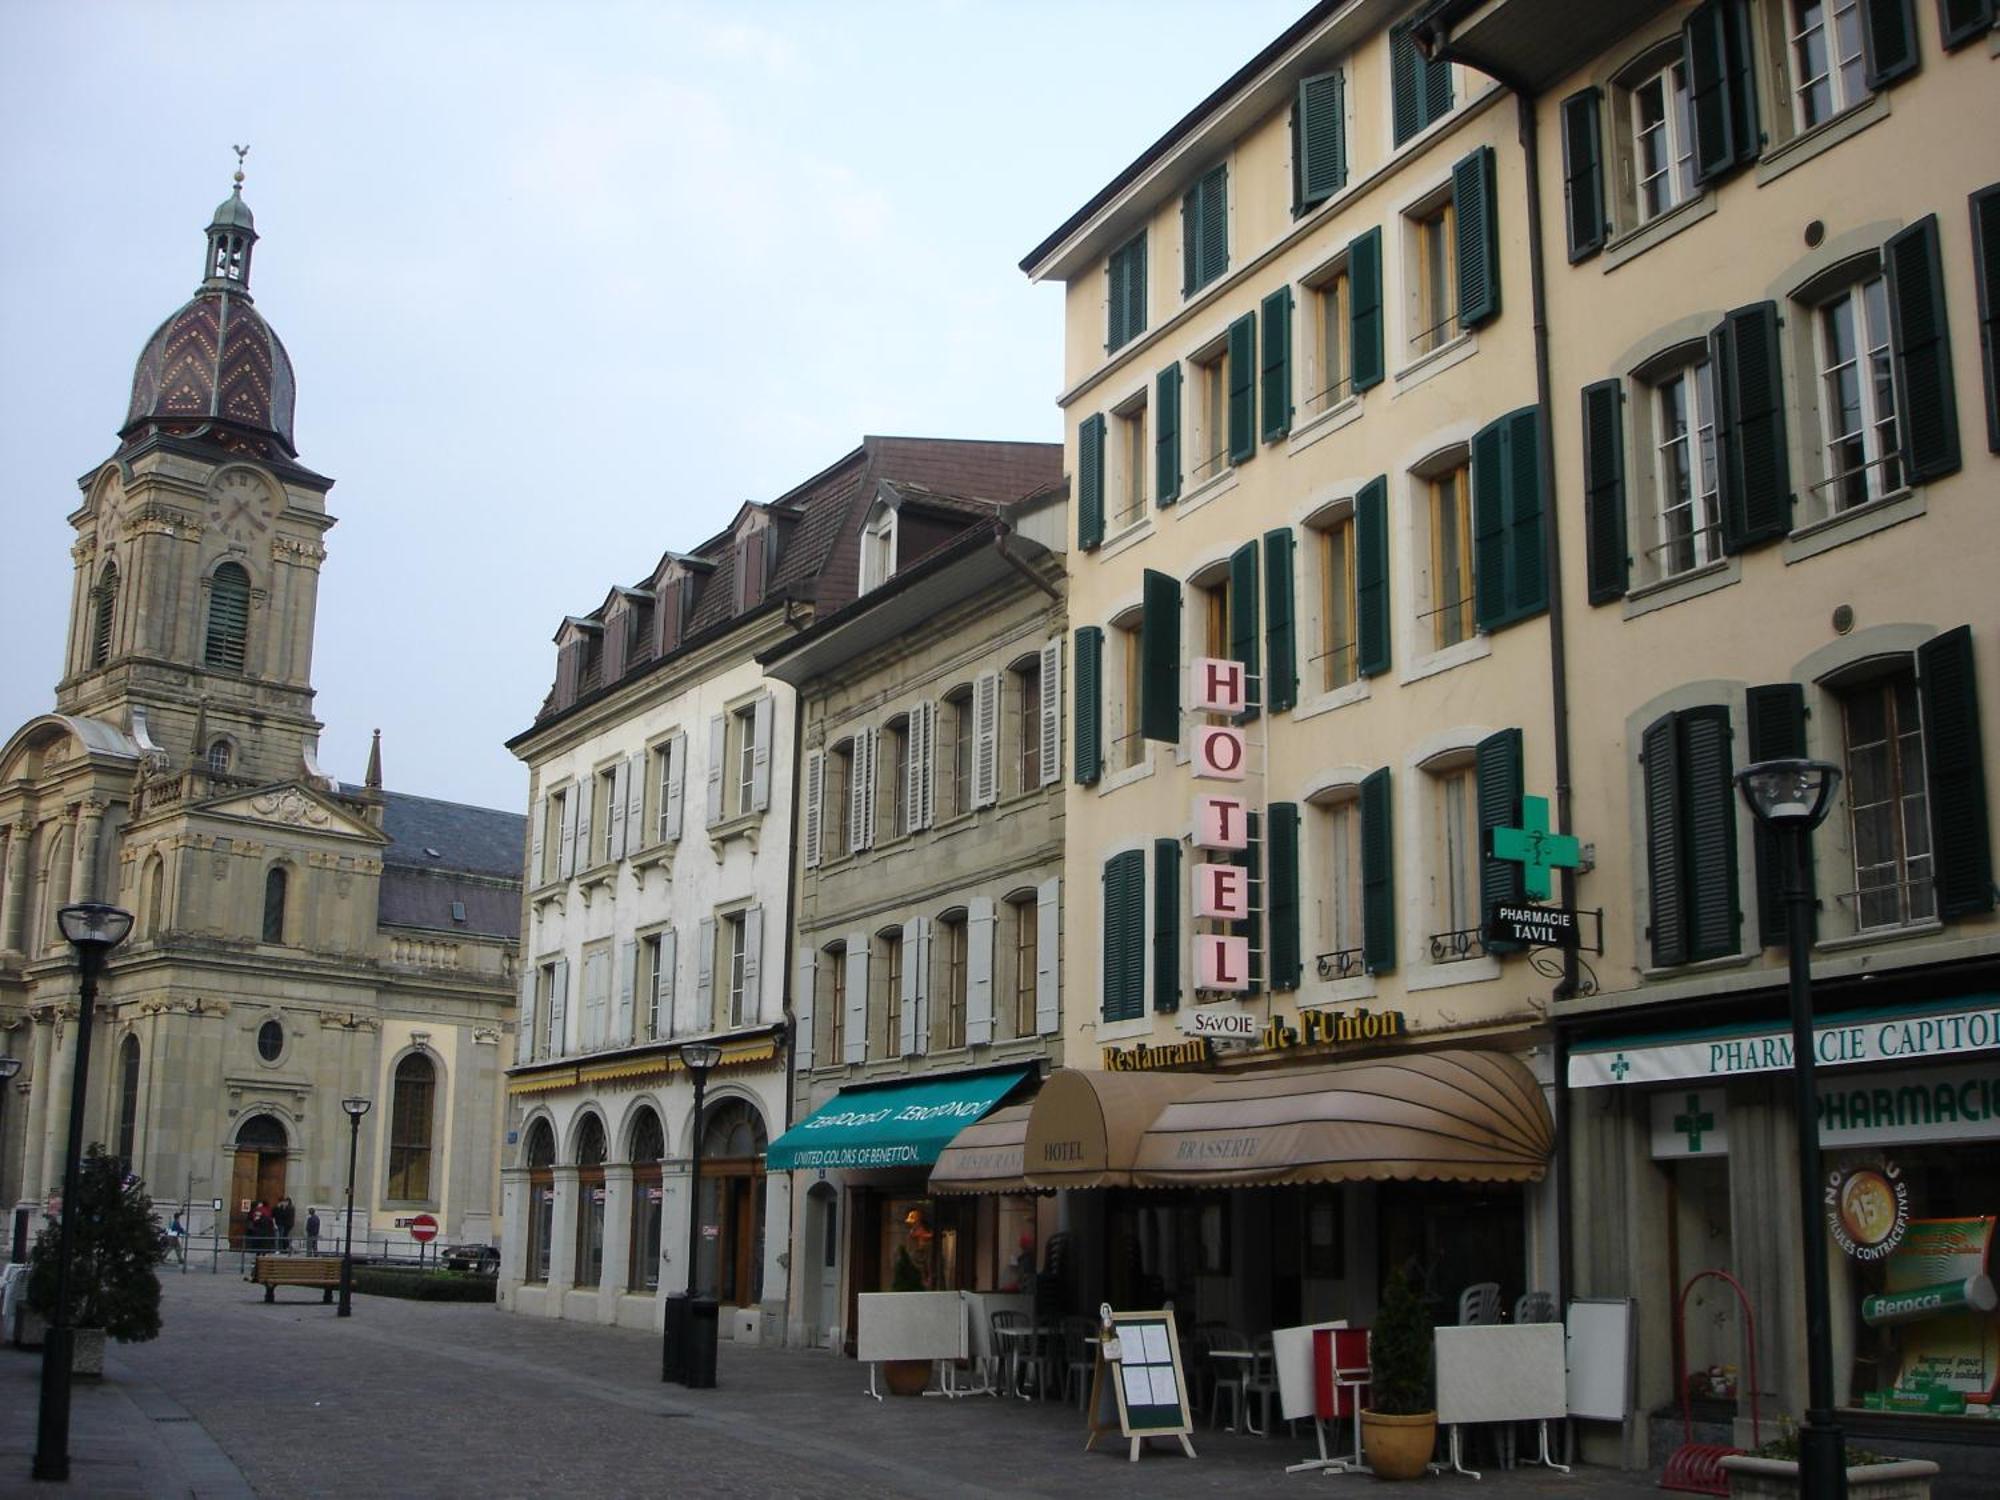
[693,1099,766,1308]
[229,1113,290,1248]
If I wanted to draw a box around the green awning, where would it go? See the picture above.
[766,1068,1031,1172]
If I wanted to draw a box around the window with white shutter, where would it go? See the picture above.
[741,906,763,1025]
[517,969,537,1063]
[664,731,687,840]
[695,916,716,1027]
[608,758,630,861]
[966,896,995,1045]
[750,695,774,812]
[1035,878,1061,1036]
[803,748,825,869]
[616,939,637,1044]
[1039,638,1062,787]
[624,752,645,855]
[558,785,578,878]
[843,935,869,1064]
[530,794,547,884]
[705,714,726,826]
[794,947,817,1071]
[973,670,1000,808]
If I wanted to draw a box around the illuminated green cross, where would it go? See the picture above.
[1491,795,1582,900]
[1674,1093,1716,1152]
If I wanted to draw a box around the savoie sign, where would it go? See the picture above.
[1571,999,2000,1088]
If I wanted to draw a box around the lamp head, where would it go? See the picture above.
[1735,758,1843,831]
[57,901,134,952]
[680,1041,724,1079]
[0,1056,20,1082]
[340,1095,373,1120]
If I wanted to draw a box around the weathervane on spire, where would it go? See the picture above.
[232,144,250,190]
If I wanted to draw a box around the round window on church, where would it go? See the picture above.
[257,1019,285,1063]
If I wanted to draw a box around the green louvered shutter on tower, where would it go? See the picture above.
[1681,706,1740,961]
[1745,683,1812,946]
[1475,729,1525,953]
[1713,303,1791,552]
[1263,528,1297,714]
[1141,569,1182,744]
[1561,88,1607,262]
[1360,768,1395,973]
[1919,626,1995,918]
[1153,838,1181,1013]
[1261,286,1294,442]
[1861,0,1920,88]
[1228,312,1257,465]
[1156,363,1183,505]
[1975,185,2000,454]
[205,562,250,672]
[1295,69,1346,210]
[1884,215,1961,483]
[1454,146,1500,330]
[1582,380,1629,603]
[1354,476,1390,677]
[1348,228,1384,392]
[1077,413,1106,551]
[1269,802,1301,991]
[1103,850,1145,1021]
[1472,416,1510,633]
[1074,626,1103,786]
[1230,540,1260,722]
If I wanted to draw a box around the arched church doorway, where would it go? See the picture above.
[229,1112,289,1248]
[695,1099,766,1309]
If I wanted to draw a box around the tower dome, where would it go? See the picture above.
[121,170,298,460]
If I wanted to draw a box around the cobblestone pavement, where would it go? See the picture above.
[4,1270,1673,1499]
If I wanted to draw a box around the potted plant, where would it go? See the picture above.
[1362,1268,1437,1479]
[881,1245,934,1396]
[1719,1424,1939,1499]
[26,1145,163,1376]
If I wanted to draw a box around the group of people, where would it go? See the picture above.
[240,1196,321,1254]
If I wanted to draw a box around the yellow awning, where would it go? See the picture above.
[507,1067,580,1095]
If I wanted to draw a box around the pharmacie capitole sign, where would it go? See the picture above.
[1648,1057,2000,1159]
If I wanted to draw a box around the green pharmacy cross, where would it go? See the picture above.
[1491,795,1581,900]
[1674,1093,1715,1152]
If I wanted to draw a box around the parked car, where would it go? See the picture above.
[441,1243,499,1276]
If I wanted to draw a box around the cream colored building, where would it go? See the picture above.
[0,183,522,1261]
[1020,0,1570,1335]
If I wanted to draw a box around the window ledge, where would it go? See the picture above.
[1639,951,1756,983]
[1400,634,1491,686]
[1406,955,1501,991]
[1098,515,1156,562]
[1170,467,1238,523]
[1091,1015,1159,1043]
[1783,488,1925,564]
[1755,91,1889,188]
[1392,330,1477,393]
[1603,192,1716,274]
[1621,557,1741,620]
[1097,754,1157,797]
[705,810,762,859]
[577,862,615,892]
[1292,679,1370,723]
[1287,394,1363,456]
[529,883,565,912]
[1814,919,1945,955]
[1304,973,1377,1007]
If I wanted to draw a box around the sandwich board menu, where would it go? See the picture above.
[1084,1304,1196,1462]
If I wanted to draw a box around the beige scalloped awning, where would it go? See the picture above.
[1022,1069,1209,1190]
[929,1104,1039,1195]
[1130,1050,1553,1188]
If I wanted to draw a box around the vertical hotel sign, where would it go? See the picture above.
[1189,658,1252,993]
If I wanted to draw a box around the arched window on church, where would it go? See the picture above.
[204,562,251,672]
[91,562,119,668]
[117,1035,141,1172]
[262,866,288,944]
[207,740,233,775]
[142,855,165,938]
[387,1052,436,1202]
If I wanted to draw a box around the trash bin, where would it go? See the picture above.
[661,1292,690,1383]
[684,1295,720,1389]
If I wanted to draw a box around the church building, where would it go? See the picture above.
[0,173,523,1258]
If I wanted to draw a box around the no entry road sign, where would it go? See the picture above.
[408,1213,439,1243]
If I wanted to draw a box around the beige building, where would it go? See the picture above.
[1019,0,1570,1337]
[760,476,1066,1355]
[0,182,522,1260]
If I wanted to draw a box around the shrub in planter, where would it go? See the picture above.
[1363,1268,1437,1480]
[351,1267,497,1303]
[26,1146,163,1371]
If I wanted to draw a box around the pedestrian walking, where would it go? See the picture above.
[305,1206,321,1256]
[274,1195,296,1253]
[169,1211,188,1264]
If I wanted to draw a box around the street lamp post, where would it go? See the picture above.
[337,1095,372,1318]
[34,901,133,1483]
[1736,758,1846,1500]
[661,1040,723,1387]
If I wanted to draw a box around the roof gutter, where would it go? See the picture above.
[992,519,1060,603]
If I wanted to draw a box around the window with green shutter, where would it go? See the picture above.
[1236,810,1263,994]
[1354,476,1390,678]
[1745,683,1812,946]
[1918,626,1994,919]
[1475,729,1525,953]
[1861,0,1920,89]
[1581,380,1629,603]
[1156,362,1184,504]
[1470,406,1548,632]
[1261,286,1294,442]
[1390,21,1452,147]
[1103,850,1146,1021]
[1182,164,1229,297]
[1077,413,1106,551]
[1975,184,2000,454]
[1453,146,1500,330]
[1074,626,1104,786]
[1227,312,1257,465]
[1360,768,1395,973]
[1712,303,1792,552]
[205,561,251,672]
[1263,528,1297,714]
[1884,215,1961,483]
[1153,839,1181,1012]
[1269,803,1301,990]
[1141,570,1181,744]
[1108,232,1147,353]
[1642,705,1740,966]
[1560,88,1607,263]
[1348,227,1384,393]
[1293,69,1347,212]
[1939,0,1996,50]
[1683,0,1759,184]
[1229,540,1260,722]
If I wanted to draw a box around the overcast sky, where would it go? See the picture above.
[1,0,1301,812]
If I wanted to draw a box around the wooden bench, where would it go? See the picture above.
[250,1255,344,1304]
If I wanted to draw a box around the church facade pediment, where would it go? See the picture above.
[197,783,386,844]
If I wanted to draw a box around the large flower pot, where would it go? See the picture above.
[1719,1455,1938,1500]
[1362,1409,1437,1479]
[883,1359,932,1397]
[71,1327,106,1379]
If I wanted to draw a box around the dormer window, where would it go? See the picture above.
[860,506,896,593]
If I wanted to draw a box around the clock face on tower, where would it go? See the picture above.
[207,469,276,542]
